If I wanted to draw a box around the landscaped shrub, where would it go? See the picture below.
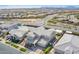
[5,41,11,44]
[20,48,26,52]
[43,46,52,54]
[11,44,19,48]
[43,44,52,54]
[13,44,19,48]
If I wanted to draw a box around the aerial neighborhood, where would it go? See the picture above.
[0,6,79,54]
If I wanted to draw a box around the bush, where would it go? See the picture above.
[44,46,52,54]
[11,44,19,48]
[5,41,11,44]
[20,48,26,52]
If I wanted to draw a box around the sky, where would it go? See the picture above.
[0,5,41,9]
[0,5,79,9]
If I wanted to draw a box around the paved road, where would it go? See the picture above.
[0,42,22,54]
[43,14,58,26]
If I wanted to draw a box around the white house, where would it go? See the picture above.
[54,34,79,54]
[0,23,18,31]
[9,26,29,41]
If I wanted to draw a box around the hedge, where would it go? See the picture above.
[20,48,26,52]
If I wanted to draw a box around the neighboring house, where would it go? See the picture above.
[0,23,18,37]
[0,23,18,31]
[54,34,79,54]
[8,26,29,43]
[0,23,20,38]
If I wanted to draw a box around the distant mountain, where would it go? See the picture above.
[41,5,79,10]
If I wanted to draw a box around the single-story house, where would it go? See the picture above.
[54,34,79,54]
[0,23,18,31]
